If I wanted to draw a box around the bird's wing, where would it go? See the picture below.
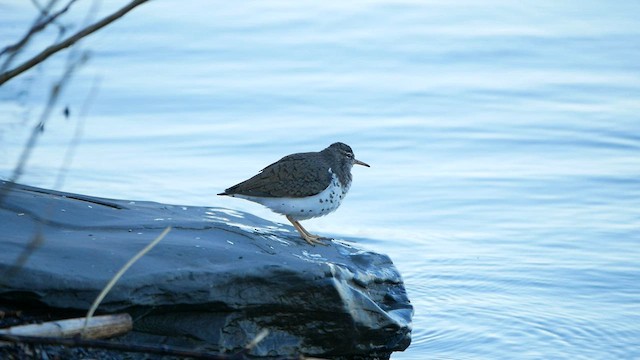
[223,153,332,198]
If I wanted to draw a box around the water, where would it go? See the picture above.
[1,1,640,359]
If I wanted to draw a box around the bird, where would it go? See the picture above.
[218,142,370,245]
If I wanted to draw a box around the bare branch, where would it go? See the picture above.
[0,314,132,339]
[0,0,149,86]
[52,76,100,190]
[0,51,87,205]
[30,0,57,16]
[0,0,77,70]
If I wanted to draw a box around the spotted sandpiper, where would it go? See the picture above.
[218,142,370,245]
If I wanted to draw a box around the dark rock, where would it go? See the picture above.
[0,182,412,359]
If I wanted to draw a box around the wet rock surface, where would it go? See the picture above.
[0,182,412,359]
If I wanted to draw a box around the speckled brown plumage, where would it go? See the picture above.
[220,151,333,198]
[218,142,369,245]
[219,142,358,198]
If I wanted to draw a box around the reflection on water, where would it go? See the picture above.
[1,1,639,359]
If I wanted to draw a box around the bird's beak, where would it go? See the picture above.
[354,158,370,167]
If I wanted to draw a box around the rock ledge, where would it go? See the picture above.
[0,182,412,359]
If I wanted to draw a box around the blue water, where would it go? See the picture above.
[2,1,640,359]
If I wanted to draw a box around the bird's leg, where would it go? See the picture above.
[285,215,328,246]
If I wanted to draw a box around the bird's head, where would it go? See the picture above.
[328,142,370,168]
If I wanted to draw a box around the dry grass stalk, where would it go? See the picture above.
[82,226,171,336]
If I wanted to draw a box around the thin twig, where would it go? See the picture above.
[0,53,87,287]
[30,0,58,16]
[244,329,269,351]
[0,0,149,86]
[0,0,78,70]
[82,226,171,336]
[0,51,87,205]
[52,76,99,190]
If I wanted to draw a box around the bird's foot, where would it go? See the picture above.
[300,232,331,246]
[286,215,331,246]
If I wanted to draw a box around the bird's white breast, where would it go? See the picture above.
[232,170,350,220]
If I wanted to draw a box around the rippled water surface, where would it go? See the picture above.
[1,1,640,359]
